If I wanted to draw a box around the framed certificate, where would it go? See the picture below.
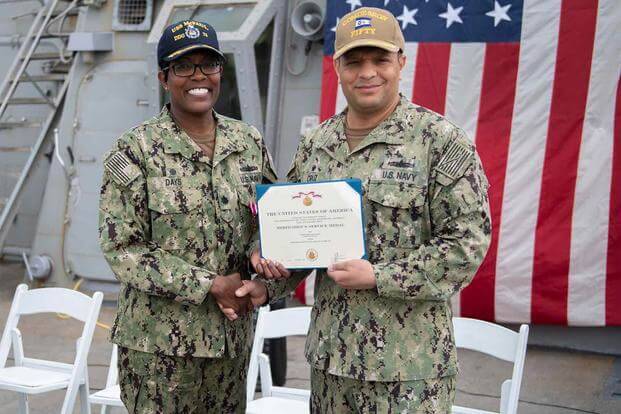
[256,179,367,269]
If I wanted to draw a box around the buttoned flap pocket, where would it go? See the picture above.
[366,182,426,248]
[237,178,257,209]
[147,177,205,251]
[123,347,156,376]
[215,184,240,223]
[236,184,256,233]
[153,353,204,392]
[367,182,425,208]
[147,177,203,213]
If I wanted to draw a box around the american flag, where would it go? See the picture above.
[294,0,621,326]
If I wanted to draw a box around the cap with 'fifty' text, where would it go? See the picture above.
[334,7,405,60]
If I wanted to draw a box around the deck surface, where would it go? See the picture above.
[1,262,619,413]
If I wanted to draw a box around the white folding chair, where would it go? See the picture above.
[89,343,124,413]
[246,305,312,414]
[0,283,103,414]
[452,317,529,414]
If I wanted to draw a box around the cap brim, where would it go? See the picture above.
[333,39,400,60]
[164,44,226,62]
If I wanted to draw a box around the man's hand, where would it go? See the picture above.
[211,273,251,320]
[326,259,377,289]
[237,280,268,307]
[219,279,269,321]
[250,248,291,279]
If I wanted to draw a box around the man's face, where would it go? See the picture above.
[158,50,222,116]
[335,47,405,114]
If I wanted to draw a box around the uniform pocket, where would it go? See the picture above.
[118,348,153,413]
[367,181,425,208]
[215,184,240,224]
[153,353,204,392]
[119,372,144,413]
[147,177,205,251]
[119,348,204,412]
[366,182,426,248]
[237,183,256,206]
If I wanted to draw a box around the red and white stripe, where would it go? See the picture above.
[607,77,621,326]
[299,0,620,326]
[568,0,621,326]
[493,0,562,323]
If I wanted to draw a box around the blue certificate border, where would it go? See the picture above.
[256,178,367,270]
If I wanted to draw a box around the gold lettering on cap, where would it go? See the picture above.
[350,28,376,37]
[342,10,388,25]
[174,33,186,41]
[172,21,209,33]
[183,21,208,30]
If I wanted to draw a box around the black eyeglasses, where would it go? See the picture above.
[166,60,222,77]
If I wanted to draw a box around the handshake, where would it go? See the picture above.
[211,248,291,321]
[211,248,375,321]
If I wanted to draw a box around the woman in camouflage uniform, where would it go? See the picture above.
[98,20,276,413]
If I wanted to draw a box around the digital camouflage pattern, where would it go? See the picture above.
[310,367,455,413]
[267,95,491,382]
[118,346,249,413]
[99,106,276,360]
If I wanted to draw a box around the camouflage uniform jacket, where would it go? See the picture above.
[99,106,276,358]
[268,95,491,381]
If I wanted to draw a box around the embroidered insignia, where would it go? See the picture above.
[240,172,261,184]
[371,157,421,184]
[185,25,200,39]
[355,17,372,29]
[437,140,472,180]
[104,151,140,186]
[384,157,417,169]
[239,164,259,173]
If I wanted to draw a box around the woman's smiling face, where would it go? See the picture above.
[159,50,223,116]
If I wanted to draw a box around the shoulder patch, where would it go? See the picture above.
[436,139,472,181]
[104,151,141,187]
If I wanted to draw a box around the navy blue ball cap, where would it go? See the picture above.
[157,20,225,68]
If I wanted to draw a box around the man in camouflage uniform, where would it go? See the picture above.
[99,20,276,413]
[236,7,491,412]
